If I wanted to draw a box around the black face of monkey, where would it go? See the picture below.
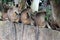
[16,4,18,8]
[27,0,32,6]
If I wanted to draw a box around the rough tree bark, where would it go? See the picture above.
[50,0,60,27]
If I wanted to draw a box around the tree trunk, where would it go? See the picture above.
[50,0,60,27]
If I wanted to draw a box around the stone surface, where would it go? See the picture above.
[0,21,60,40]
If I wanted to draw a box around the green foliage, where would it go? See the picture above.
[54,0,60,5]
[2,0,13,4]
[20,0,26,10]
[45,5,52,21]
